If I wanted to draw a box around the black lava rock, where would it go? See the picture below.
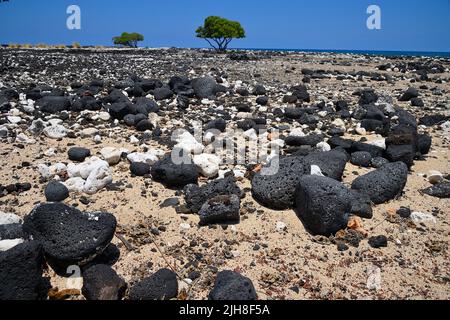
[130,162,150,177]
[303,150,348,181]
[251,156,306,210]
[135,119,153,132]
[199,194,240,226]
[191,76,219,99]
[256,96,269,106]
[109,102,132,120]
[68,147,91,162]
[370,157,389,168]
[294,175,351,236]
[205,118,227,132]
[124,114,136,126]
[397,207,411,218]
[0,241,50,300]
[285,134,323,147]
[368,235,388,249]
[44,181,69,202]
[209,271,257,300]
[23,203,117,270]
[253,85,267,96]
[129,268,178,300]
[422,183,450,198]
[82,264,127,300]
[153,87,174,101]
[151,156,199,189]
[385,144,415,168]
[328,136,354,151]
[0,223,24,240]
[418,134,432,155]
[351,162,408,204]
[358,89,378,105]
[411,97,424,107]
[399,87,419,101]
[184,175,242,213]
[419,114,448,127]
[351,142,384,158]
[351,151,372,167]
[37,96,71,113]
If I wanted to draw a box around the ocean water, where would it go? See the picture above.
[239,48,450,58]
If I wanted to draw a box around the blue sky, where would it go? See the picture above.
[0,0,449,52]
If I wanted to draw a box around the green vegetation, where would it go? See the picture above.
[112,32,144,48]
[196,16,246,51]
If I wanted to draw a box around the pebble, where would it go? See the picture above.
[427,170,444,185]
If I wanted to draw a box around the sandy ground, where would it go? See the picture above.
[0,49,449,300]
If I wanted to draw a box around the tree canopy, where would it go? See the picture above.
[112,32,144,48]
[196,16,245,51]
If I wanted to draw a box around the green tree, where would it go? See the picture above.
[112,32,144,48]
[196,16,245,52]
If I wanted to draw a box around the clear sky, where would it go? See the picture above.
[1,0,449,52]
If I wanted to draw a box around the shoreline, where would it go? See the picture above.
[2,45,450,59]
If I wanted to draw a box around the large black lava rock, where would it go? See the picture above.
[37,96,71,113]
[68,147,91,162]
[151,156,199,189]
[303,150,348,181]
[385,144,415,168]
[82,264,127,300]
[294,175,351,236]
[184,175,243,213]
[44,181,69,202]
[23,203,117,270]
[251,156,306,210]
[129,268,178,300]
[209,271,257,300]
[199,194,240,226]
[0,241,50,300]
[351,162,408,204]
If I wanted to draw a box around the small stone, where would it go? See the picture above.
[209,270,257,300]
[396,207,411,218]
[44,181,69,202]
[368,235,388,249]
[82,264,127,300]
[130,162,150,177]
[199,195,240,226]
[129,268,178,300]
[427,170,443,185]
[68,147,91,162]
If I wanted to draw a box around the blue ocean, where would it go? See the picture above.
[238,48,450,58]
